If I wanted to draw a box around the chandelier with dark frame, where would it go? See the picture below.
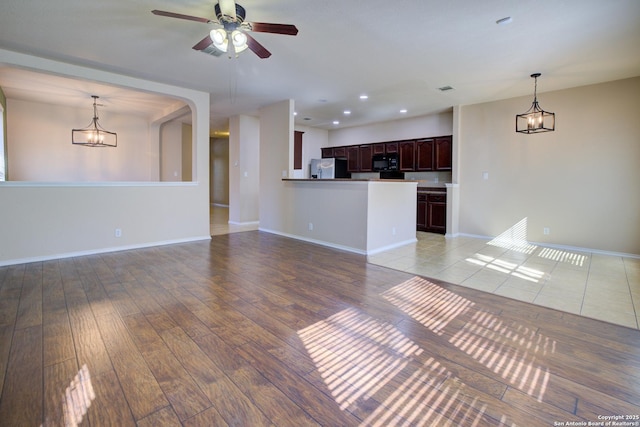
[72,95,117,147]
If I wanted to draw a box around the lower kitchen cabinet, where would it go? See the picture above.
[417,191,446,234]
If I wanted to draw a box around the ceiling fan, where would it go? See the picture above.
[152,0,298,59]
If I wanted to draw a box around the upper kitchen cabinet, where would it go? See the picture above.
[415,136,452,171]
[347,146,360,172]
[435,136,452,170]
[385,142,399,153]
[359,144,373,171]
[333,146,347,158]
[416,138,434,171]
[319,135,451,172]
[398,140,415,171]
[373,143,386,155]
[324,146,348,158]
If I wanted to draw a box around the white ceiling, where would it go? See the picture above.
[0,0,639,134]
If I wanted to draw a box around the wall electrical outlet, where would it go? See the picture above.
[392,227,397,235]
[543,227,550,235]
[308,223,313,231]
[115,228,122,238]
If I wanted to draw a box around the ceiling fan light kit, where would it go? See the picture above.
[516,73,555,134]
[72,96,117,147]
[151,0,298,59]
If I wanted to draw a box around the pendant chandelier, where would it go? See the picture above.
[72,95,117,147]
[516,73,555,134]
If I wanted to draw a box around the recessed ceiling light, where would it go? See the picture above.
[359,95,368,100]
[343,110,351,115]
[400,109,408,114]
[333,120,340,125]
[496,16,512,25]
[293,111,297,116]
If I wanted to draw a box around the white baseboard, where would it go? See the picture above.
[258,228,417,256]
[457,233,640,260]
[0,235,212,267]
[259,227,368,255]
[228,220,260,226]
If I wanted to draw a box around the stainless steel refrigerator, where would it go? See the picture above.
[310,158,350,179]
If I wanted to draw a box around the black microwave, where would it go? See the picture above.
[372,153,399,171]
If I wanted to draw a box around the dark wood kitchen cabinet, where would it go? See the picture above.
[417,191,446,234]
[435,136,452,170]
[416,138,434,171]
[333,146,347,158]
[416,136,452,171]
[427,193,447,233]
[385,142,399,154]
[323,146,348,158]
[373,143,386,154]
[320,134,450,171]
[359,144,373,171]
[346,146,359,172]
[417,193,428,230]
[398,140,415,171]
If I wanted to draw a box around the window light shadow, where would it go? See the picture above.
[468,218,588,282]
[298,276,556,425]
[298,306,497,426]
[486,218,536,254]
[42,364,96,427]
[382,277,555,402]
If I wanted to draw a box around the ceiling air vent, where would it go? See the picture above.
[438,86,454,92]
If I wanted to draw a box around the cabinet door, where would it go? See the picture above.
[435,136,452,170]
[417,194,427,231]
[294,131,304,170]
[385,142,399,153]
[372,143,386,154]
[398,141,415,171]
[346,146,359,172]
[321,147,334,158]
[415,138,434,171]
[359,144,373,171]
[333,146,347,158]
[427,194,447,234]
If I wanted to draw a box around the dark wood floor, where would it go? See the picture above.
[1,231,639,426]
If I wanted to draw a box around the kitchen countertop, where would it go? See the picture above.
[417,186,447,192]
[282,178,417,182]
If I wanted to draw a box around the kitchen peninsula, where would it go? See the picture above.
[280,178,417,254]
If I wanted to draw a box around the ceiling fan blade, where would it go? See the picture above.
[152,9,213,24]
[192,35,213,51]
[245,33,272,59]
[218,0,237,20]
[248,22,298,36]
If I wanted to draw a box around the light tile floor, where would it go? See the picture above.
[368,232,640,329]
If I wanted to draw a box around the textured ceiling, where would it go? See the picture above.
[0,0,639,134]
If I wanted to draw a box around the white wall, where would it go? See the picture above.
[0,49,211,265]
[160,120,183,181]
[229,114,260,225]
[258,100,293,233]
[8,99,154,181]
[328,111,453,146]
[459,77,640,256]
